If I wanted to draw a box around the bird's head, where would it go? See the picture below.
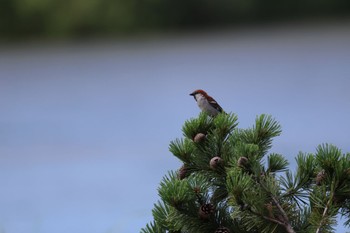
[190,89,208,100]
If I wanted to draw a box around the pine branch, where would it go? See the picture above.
[314,180,339,233]
[315,197,333,233]
[248,207,285,226]
[259,181,296,233]
[271,196,296,233]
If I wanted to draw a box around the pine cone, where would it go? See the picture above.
[178,165,189,180]
[346,168,350,177]
[334,195,347,205]
[193,186,201,194]
[214,226,231,233]
[210,156,223,170]
[316,170,326,186]
[237,156,248,168]
[265,203,274,218]
[198,203,215,219]
[193,133,206,143]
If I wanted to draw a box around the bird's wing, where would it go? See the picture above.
[207,96,224,113]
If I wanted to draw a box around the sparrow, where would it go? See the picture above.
[190,89,224,117]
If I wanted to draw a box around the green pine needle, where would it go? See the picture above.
[182,112,214,140]
[267,153,289,173]
[316,143,342,173]
[169,138,194,163]
[158,171,195,209]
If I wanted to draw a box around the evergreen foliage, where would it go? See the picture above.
[142,113,350,233]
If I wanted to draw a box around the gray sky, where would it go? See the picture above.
[1,21,350,233]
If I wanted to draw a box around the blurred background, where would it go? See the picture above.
[1,0,350,40]
[1,1,350,233]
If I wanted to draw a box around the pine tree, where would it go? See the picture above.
[141,113,350,233]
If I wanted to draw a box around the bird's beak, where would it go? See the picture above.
[189,92,195,96]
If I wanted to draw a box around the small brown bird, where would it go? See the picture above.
[190,89,224,117]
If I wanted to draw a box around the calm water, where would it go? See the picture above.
[1,21,350,233]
